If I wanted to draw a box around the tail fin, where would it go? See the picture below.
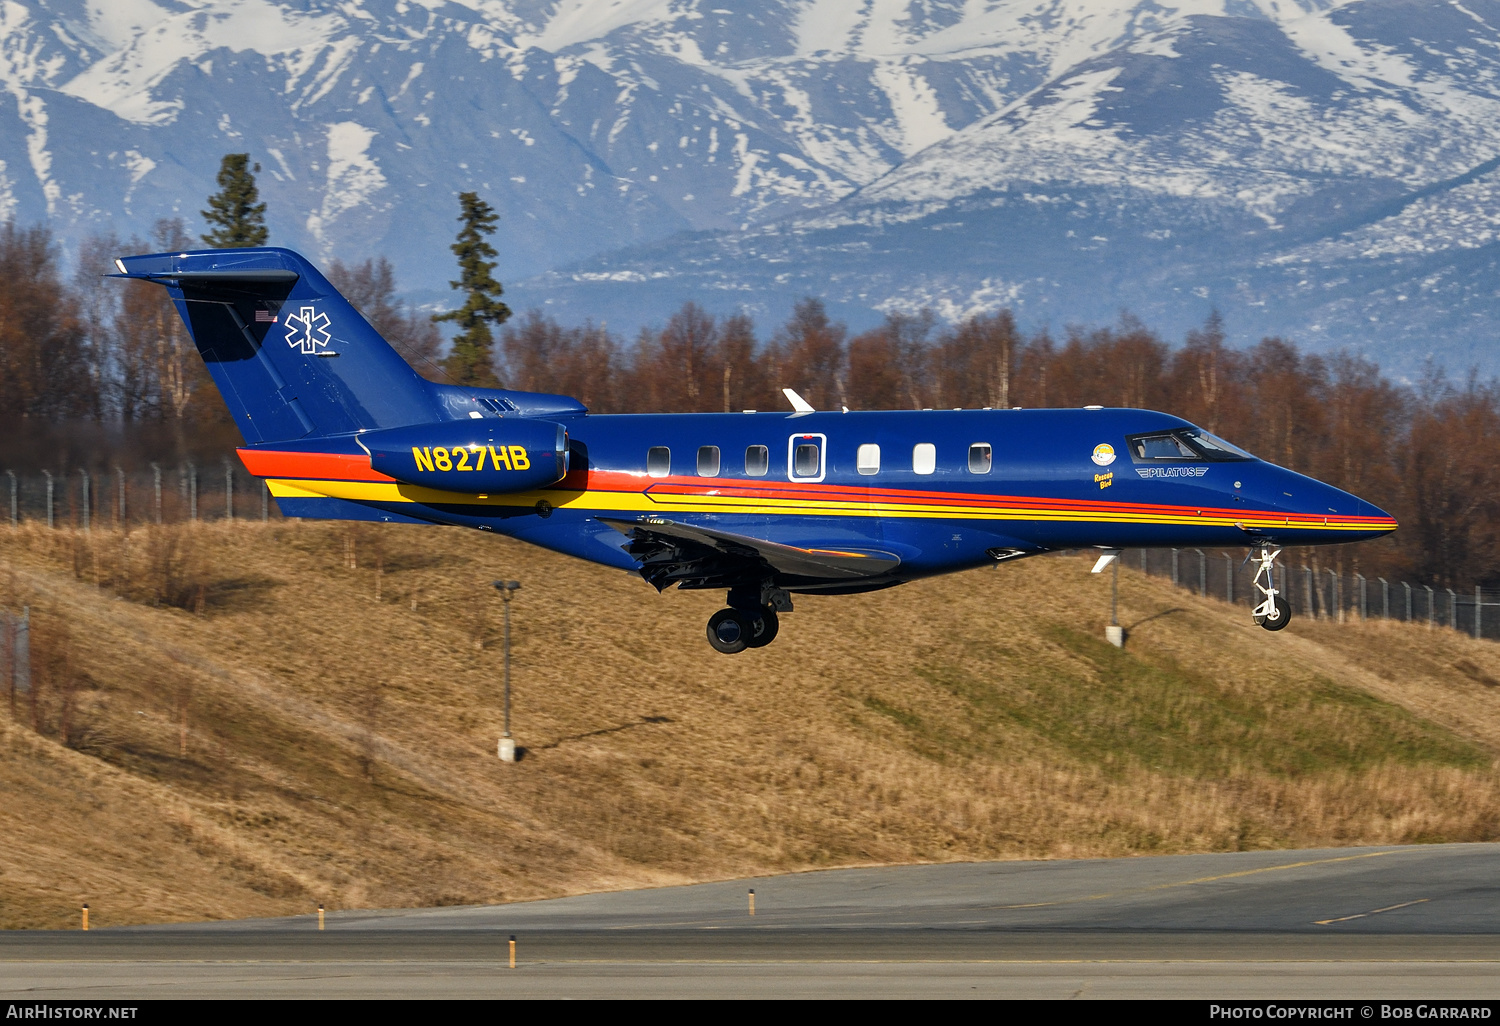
[112,247,442,443]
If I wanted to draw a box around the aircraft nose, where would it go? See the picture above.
[1359,497,1396,525]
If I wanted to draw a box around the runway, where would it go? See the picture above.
[5,844,1500,999]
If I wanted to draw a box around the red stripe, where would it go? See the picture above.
[237,449,395,482]
[575,471,1397,527]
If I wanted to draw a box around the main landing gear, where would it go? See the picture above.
[706,586,792,654]
[706,607,778,654]
[1250,545,1291,631]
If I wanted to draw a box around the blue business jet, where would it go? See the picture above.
[113,248,1396,653]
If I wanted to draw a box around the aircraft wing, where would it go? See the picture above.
[598,517,901,591]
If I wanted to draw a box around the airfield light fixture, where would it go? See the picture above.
[492,580,521,761]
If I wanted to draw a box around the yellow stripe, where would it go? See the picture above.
[267,480,336,499]
[269,478,595,507]
[1314,898,1428,925]
[266,479,1382,532]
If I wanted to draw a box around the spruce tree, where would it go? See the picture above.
[201,154,269,248]
[435,191,510,387]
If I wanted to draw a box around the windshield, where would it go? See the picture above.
[1127,429,1255,462]
[1183,429,1255,460]
[1130,433,1199,460]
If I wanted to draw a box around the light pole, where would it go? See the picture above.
[1106,557,1124,647]
[493,580,521,762]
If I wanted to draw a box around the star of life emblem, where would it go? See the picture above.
[284,306,332,354]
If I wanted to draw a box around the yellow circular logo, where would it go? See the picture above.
[1092,443,1116,467]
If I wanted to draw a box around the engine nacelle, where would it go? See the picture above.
[363,419,568,493]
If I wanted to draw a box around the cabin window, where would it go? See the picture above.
[794,444,820,477]
[745,445,769,476]
[697,445,721,477]
[856,444,881,476]
[647,446,671,477]
[968,443,992,474]
[913,443,936,475]
[1129,433,1198,460]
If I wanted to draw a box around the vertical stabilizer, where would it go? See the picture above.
[112,248,442,443]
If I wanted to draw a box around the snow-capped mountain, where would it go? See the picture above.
[4,0,1500,374]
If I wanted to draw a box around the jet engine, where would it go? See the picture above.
[362,419,568,493]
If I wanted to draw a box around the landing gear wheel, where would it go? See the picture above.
[707,608,753,654]
[745,607,779,648]
[1249,545,1292,632]
[1257,594,1291,631]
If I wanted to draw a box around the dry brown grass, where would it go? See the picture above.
[3,520,1500,928]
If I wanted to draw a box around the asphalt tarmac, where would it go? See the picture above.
[4,844,1500,999]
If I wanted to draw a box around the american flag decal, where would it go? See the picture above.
[255,309,277,323]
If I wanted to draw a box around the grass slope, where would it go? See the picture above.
[2,521,1499,929]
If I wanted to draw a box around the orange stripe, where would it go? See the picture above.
[237,449,395,483]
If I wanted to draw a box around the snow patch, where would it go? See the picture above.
[465,21,512,60]
[122,148,153,183]
[1280,172,1500,263]
[522,0,677,53]
[58,0,349,125]
[265,146,295,182]
[0,158,15,223]
[792,0,863,55]
[870,58,952,157]
[877,275,1032,324]
[305,121,386,247]
[288,35,363,112]
[731,131,757,197]
[77,0,177,51]
[394,61,423,99]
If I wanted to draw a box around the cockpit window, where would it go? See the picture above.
[1127,429,1254,462]
[1184,429,1255,460]
[1130,433,1199,460]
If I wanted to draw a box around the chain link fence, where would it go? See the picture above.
[1126,547,1500,641]
[4,469,1493,641]
[1,459,274,528]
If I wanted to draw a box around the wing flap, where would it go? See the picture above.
[599,517,900,585]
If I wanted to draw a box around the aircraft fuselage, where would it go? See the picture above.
[246,407,1395,592]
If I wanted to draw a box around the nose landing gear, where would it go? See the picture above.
[1250,545,1291,631]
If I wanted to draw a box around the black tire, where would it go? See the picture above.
[1259,595,1291,631]
[746,607,779,648]
[707,608,752,654]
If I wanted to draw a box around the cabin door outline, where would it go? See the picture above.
[787,432,827,484]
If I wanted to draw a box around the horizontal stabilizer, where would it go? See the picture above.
[111,269,299,285]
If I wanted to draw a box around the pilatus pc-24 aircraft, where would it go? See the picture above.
[113,248,1397,653]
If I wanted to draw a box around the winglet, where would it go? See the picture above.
[782,388,815,414]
